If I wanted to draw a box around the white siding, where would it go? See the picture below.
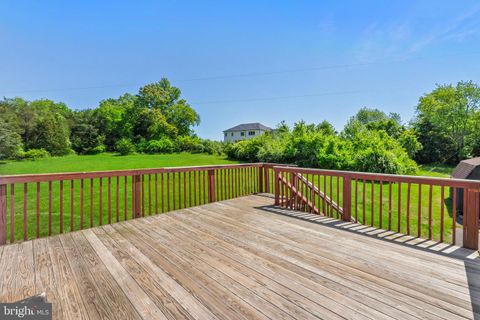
[223,130,266,143]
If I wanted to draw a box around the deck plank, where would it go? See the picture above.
[0,195,479,320]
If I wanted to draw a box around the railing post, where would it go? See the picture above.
[208,169,216,203]
[258,165,264,193]
[463,189,479,250]
[133,175,141,218]
[0,184,6,245]
[342,176,352,222]
[274,169,280,205]
[264,165,270,194]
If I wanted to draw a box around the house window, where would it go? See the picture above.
[224,132,227,137]
[248,131,255,136]
[231,132,233,136]
[240,132,245,136]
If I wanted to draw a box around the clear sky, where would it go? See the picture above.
[1,1,480,140]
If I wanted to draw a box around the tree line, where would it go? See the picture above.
[225,81,480,174]
[1,79,479,174]
[0,78,222,160]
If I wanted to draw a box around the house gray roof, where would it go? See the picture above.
[452,157,480,179]
[223,122,272,132]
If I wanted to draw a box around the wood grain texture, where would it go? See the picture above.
[0,194,479,320]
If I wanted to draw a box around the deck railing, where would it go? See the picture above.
[274,166,480,250]
[0,163,280,245]
[2,163,479,250]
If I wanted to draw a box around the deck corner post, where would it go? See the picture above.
[463,189,479,250]
[133,175,141,218]
[342,176,352,222]
[274,168,280,205]
[208,169,216,203]
[0,184,6,245]
[258,165,264,193]
[264,164,270,194]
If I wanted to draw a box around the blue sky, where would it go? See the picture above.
[1,1,480,140]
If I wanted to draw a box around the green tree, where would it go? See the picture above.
[0,118,23,160]
[70,110,105,154]
[413,81,480,163]
[137,78,200,136]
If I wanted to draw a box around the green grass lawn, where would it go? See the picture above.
[0,152,239,175]
[0,153,243,242]
[1,154,457,244]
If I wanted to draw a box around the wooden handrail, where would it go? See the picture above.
[0,163,284,245]
[274,165,479,250]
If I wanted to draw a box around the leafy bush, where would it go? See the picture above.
[115,138,136,155]
[90,144,106,154]
[21,148,50,161]
[201,139,224,155]
[176,136,204,153]
[144,138,175,154]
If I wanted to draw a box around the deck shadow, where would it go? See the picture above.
[254,203,480,319]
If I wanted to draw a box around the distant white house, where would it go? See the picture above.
[223,122,272,143]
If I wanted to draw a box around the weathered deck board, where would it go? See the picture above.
[0,195,479,320]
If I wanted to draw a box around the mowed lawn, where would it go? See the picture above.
[0,153,241,241]
[0,154,455,243]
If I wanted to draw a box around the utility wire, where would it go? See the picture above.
[1,50,480,96]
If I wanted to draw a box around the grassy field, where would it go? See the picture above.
[0,153,242,241]
[0,153,239,175]
[0,154,456,243]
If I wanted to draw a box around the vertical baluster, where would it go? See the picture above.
[193,171,197,206]
[124,176,128,220]
[90,178,94,227]
[406,183,411,235]
[362,180,366,224]
[323,175,327,215]
[131,175,135,219]
[149,174,152,215]
[168,172,171,211]
[80,179,84,229]
[370,180,374,227]
[223,169,227,199]
[440,186,445,242]
[23,183,27,241]
[452,187,457,244]
[107,177,111,224]
[397,182,402,233]
[155,174,158,214]
[36,182,40,238]
[428,185,433,240]
[10,184,15,242]
[49,181,52,236]
[280,171,284,206]
[70,180,74,232]
[141,175,145,216]
[161,173,165,213]
[178,172,181,209]
[336,176,340,218]
[228,169,231,199]
[172,172,176,211]
[59,180,64,233]
[354,178,358,222]
[417,184,422,238]
[116,176,119,222]
[188,171,192,207]
[379,180,383,229]
[388,182,392,231]
[183,172,187,208]
[99,178,103,225]
[203,170,207,204]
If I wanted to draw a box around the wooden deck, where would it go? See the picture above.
[1,194,479,320]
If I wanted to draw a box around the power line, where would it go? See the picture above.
[1,50,479,96]
[191,90,370,105]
